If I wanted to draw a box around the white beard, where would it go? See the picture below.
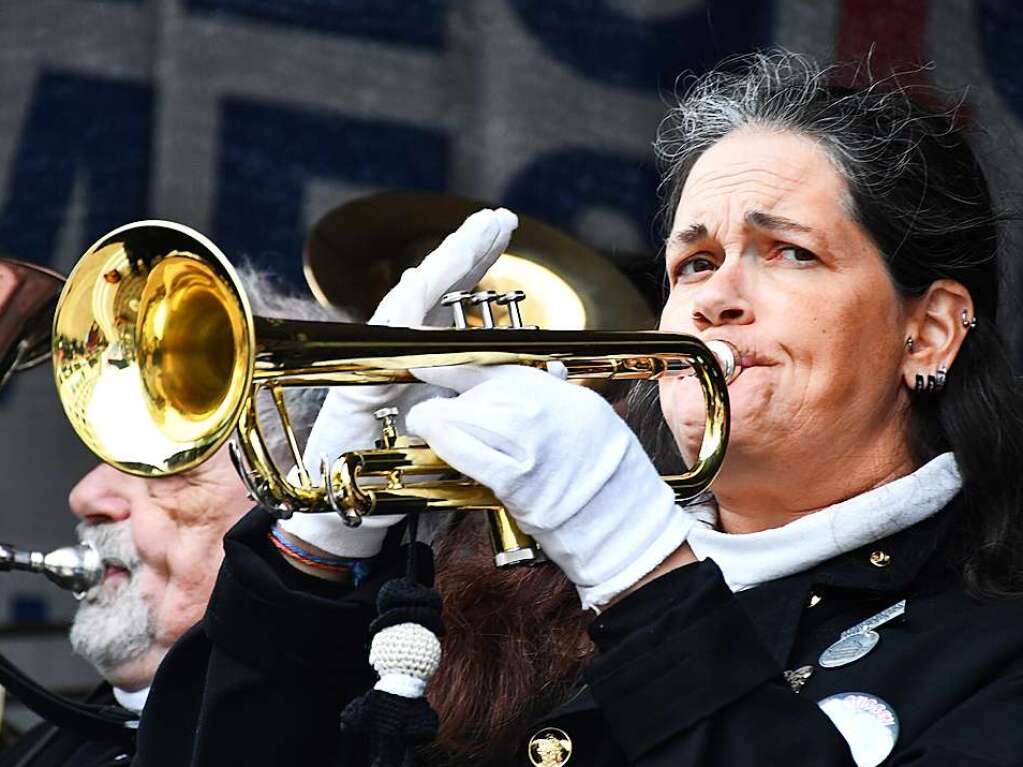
[69,521,156,681]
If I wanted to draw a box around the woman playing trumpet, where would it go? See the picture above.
[136,51,1023,766]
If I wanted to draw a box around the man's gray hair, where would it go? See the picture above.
[235,265,353,473]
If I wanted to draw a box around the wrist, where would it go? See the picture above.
[572,488,695,611]
[278,509,392,559]
[269,525,372,584]
[605,542,698,608]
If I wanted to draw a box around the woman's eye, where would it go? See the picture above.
[676,256,717,279]
[778,246,818,263]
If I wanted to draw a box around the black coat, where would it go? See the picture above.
[0,687,134,767]
[128,500,1023,765]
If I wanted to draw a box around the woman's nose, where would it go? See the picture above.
[69,464,132,523]
[689,263,753,328]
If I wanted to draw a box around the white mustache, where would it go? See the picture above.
[76,521,141,572]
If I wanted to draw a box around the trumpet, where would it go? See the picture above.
[0,541,102,599]
[53,221,737,566]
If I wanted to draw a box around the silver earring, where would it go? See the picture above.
[905,336,915,352]
[961,309,976,330]
[934,366,947,392]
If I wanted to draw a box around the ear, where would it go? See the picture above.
[902,280,974,391]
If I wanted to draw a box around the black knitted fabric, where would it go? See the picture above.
[339,575,445,767]
[340,690,439,767]
[369,577,445,637]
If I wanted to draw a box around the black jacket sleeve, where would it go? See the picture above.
[135,508,418,767]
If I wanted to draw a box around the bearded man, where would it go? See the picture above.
[0,269,344,767]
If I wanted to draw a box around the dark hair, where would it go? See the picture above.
[423,513,591,767]
[632,50,1023,598]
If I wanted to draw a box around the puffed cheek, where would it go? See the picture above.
[660,383,706,451]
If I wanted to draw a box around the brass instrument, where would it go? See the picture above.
[0,262,102,595]
[0,258,64,392]
[0,541,102,598]
[53,221,737,566]
[303,191,656,328]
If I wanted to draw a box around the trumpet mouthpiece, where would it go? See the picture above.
[0,541,103,599]
[704,339,741,384]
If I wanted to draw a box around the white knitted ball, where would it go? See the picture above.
[369,623,442,680]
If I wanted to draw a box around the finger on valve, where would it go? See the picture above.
[372,207,518,328]
[299,208,518,472]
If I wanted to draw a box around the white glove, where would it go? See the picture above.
[279,208,519,557]
[405,365,693,610]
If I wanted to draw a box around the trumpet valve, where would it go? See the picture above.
[441,291,473,329]
[374,406,400,449]
[470,290,500,328]
[496,290,526,328]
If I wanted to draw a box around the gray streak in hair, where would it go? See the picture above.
[234,264,353,473]
[654,51,985,270]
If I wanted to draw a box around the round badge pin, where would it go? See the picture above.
[819,630,879,668]
[528,727,572,767]
[818,692,899,767]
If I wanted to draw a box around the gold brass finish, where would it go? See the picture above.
[54,221,735,566]
[53,221,253,476]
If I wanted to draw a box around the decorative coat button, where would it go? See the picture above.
[528,727,573,766]
[784,665,815,693]
[869,551,891,567]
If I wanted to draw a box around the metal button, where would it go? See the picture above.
[528,727,572,766]
[869,550,891,568]
[807,592,823,608]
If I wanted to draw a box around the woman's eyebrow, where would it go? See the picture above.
[745,209,812,234]
[671,211,814,247]
[670,223,709,246]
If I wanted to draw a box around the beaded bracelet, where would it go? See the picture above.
[268,525,370,584]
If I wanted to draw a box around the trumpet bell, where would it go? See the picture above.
[52,221,255,476]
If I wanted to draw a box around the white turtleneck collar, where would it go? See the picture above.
[686,452,962,592]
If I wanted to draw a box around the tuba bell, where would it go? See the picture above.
[52,220,737,566]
